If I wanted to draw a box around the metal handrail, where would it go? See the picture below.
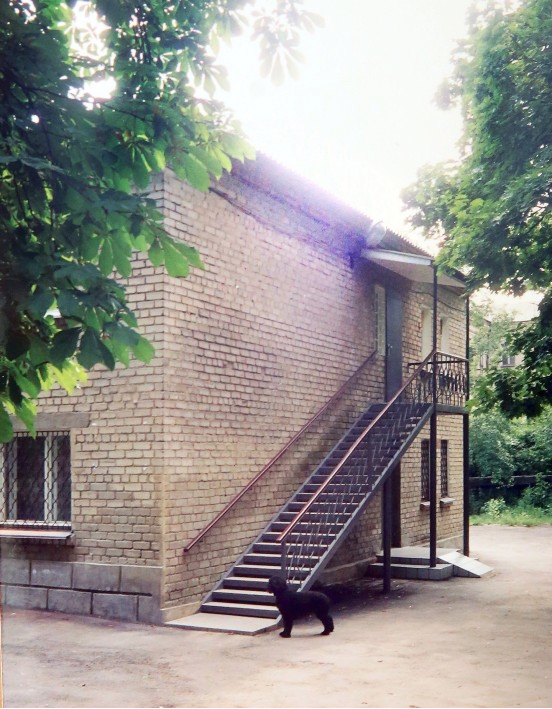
[277,350,437,545]
[183,349,379,552]
[407,352,468,367]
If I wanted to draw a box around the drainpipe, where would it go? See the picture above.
[463,295,470,556]
[429,263,438,567]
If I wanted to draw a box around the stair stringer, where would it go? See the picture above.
[296,402,433,592]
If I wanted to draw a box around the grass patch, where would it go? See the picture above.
[471,500,552,526]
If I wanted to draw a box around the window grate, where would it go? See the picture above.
[421,439,429,501]
[440,439,449,497]
[1,432,71,526]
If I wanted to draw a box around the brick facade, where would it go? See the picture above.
[0,157,468,623]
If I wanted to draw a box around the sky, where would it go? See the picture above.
[216,0,541,318]
[217,0,471,235]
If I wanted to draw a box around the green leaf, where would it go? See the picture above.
[162,239,190,277]
[51,362,87,393]
[57,291,85,319]
[174,242,204,269]
[148,241,164,267]
[182,154,210,191]
[28,289,55,319]
[29,336,50,367]
[111,233,132,278]
[107,323,139,347]
[132,335,155,363]
[190,146,223,179]
[77,328,115,370]
[51,328,81,365]
[99,239,114,276]
[13,370,41,398]
[65,186,86,212]
[0,405,14,443]
[15,397,37,437]
[6,332,30,360]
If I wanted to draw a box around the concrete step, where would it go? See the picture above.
[166,612,278,635]
[201,601,278,619]
[212,588,274,605]
[374,546,494,578]
[368,562,454,581]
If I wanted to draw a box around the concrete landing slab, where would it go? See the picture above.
[368,561,453,581]
[166,612,278,635]
[392,546,458,560]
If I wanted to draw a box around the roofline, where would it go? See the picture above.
[229,154,432,255]
[226,154,466,287]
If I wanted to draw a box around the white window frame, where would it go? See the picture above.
[421,308,432,358]
[374,285,386,356]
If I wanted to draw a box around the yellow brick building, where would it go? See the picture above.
[0,156,469,624]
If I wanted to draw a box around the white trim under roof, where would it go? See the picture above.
[362,248,465,291]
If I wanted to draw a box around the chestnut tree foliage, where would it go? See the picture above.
[0,0,320,440]
[403,0,552,417]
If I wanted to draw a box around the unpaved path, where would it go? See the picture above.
[2,524,552,708]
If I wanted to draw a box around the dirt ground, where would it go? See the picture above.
[2,524,552,708]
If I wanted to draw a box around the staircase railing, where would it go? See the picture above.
[408,352,468,408]
[184,349,378,552]
[277,349,464,584]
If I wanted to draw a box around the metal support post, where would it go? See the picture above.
[382,476,392,593]
[463,295,471,556]
[430,264,438,567]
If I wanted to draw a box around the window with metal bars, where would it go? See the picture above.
[1,432,71,526]
[440,439,449,497]
[420,439,429,501]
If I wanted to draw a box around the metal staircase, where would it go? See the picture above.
[173,351,468,631]
[199,398,432,621]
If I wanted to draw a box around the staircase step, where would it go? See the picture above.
[222,576,300,591]
[261,532,336,545]
[212,588,274,604]
[201,601,279,619]
[367,562,453,581]
[243,553,282,565]
[234,563,283,577]
[254,541,328,555]
[244,553,318,567]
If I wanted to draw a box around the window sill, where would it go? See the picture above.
[420,498,455,511]
[0,528,73,542]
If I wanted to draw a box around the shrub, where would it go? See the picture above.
[519,473,552,509]
[470,411,514,485]
[481,497,507,519]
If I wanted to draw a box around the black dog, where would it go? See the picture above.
[267,575,334,638]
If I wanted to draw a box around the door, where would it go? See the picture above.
[385,288,403,400]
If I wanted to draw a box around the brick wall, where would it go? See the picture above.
[159,170,385,612]
[0,163,467,622]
